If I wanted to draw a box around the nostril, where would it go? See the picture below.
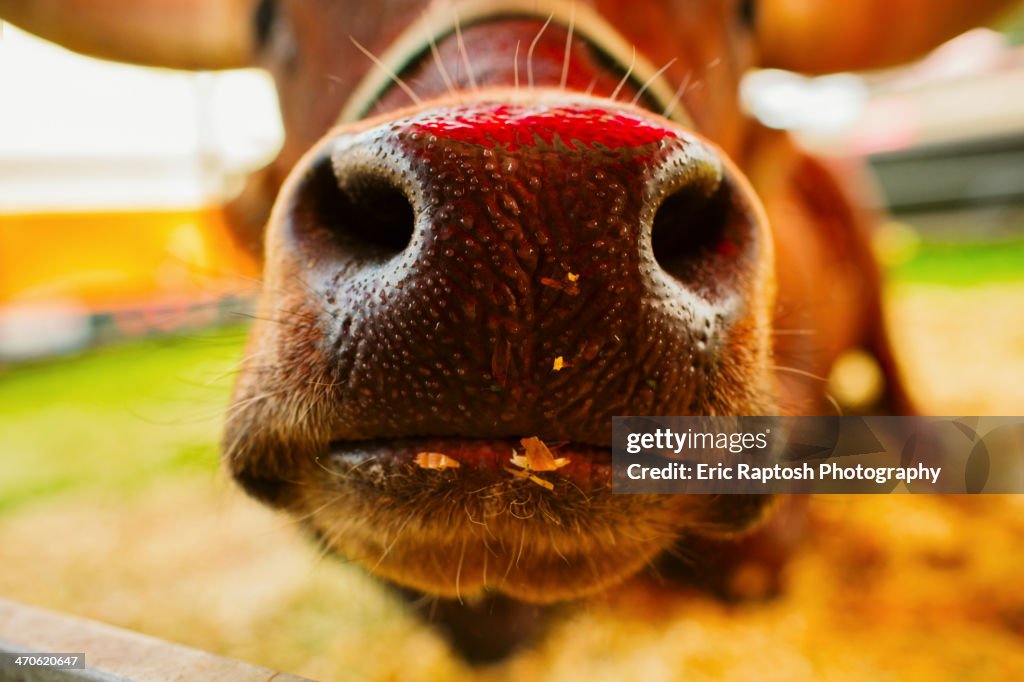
[650,176,755,299]
[336,171,416,254]
[293,154,415,258]
[651,181,728,265]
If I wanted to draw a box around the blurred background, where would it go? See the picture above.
[1,11,1023,681]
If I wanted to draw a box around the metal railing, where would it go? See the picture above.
[0,600,312,682]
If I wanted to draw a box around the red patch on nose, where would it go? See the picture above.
[411,105,677,152]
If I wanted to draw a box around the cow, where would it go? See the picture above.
[2,0,1016,662]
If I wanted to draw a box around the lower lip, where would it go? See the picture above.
[327,437,613,489]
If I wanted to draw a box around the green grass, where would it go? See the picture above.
[887,238,1024,286]
[0,326,248,515]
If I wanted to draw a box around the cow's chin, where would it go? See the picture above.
[272,436,773,603]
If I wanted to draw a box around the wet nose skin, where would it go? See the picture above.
[273,96,774,447]
[230,95,779,600]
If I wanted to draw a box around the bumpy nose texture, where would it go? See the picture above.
[282,101,767,445]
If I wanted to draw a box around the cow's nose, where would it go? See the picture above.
[273,100,773,444]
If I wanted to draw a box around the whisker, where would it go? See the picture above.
[527,12,555,90]
[662,70,693,118]
[224,390,285,419]
[502,523,528,582]
[424,10,458,99]
[825,392,844,417]
[297,378,329,425]
[313,455,350,479]
[280,495,339,527]
[372,509,419,573]
[349,36,422,106]
[559,3,576,92]
[548,528,568,564]
[631,57,678,106]
[452,4,478,90]
[771,364,828,383]
[481,536,490,585]
[610,46,636,101]
[311,525,346,567]
[203,350,275,387]
[514,39,521,91]
[455,536,468,604]
[583,74,599,96]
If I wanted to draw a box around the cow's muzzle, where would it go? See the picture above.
[225,91,777,602]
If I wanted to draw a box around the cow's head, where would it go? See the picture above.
[4,0,1014,603]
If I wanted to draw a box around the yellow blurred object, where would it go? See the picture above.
[829,348,886,411]
[873,220,922,268]
[0,208,259,309]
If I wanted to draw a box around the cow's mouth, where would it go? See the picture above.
[327,437,611,489]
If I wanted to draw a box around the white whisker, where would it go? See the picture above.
[349,36,422,106]
[772,365,828,382]
[452,5,478,90]
[455,537,468,604]
[372,509,419,573]
[424,10,457,99]
[631,57,677,106]
[527,12,554,90]
[224,390,284,420]
[560,3,576,91]
[203,350,275,387]
[662,70,693,118]
[514,39,522,91]
[610,46,636,101]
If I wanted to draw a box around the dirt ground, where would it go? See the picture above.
[888,284,1024,415]
[1,282,1023,681]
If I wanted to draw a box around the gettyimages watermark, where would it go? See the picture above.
[612,417,1024,494]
